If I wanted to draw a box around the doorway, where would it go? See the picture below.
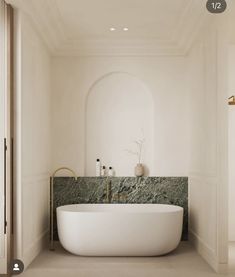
[0,0,14,276]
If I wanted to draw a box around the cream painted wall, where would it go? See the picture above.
[86,72,154,176]
[228,45,235,242]
[51,56,190,177]
[188,17,229,272]
[188,34,218,267]
[15,11,51,268]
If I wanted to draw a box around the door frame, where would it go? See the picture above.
[0,1,14,276]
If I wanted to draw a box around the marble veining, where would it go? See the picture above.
[53,177,188,240]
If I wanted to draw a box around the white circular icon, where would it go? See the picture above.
[10,259,24,274]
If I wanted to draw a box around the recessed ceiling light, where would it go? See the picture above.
[123,27,129,31]
[110,27,116,31]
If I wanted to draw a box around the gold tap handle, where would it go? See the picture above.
[112,193,119,202]
[119,192,128,202]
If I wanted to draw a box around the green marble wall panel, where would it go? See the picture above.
[53,177,188,241]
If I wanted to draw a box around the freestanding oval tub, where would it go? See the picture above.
[57,204,183,256]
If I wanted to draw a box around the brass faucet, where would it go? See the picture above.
[50,167,77,251]
[112,192,128,202]
[103,177,129,203]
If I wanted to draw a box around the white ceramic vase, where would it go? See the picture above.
[134,163,144,177]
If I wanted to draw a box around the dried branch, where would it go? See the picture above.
[125,137,145,164]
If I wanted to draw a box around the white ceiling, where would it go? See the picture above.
[55,0,186,40]
[7,0,208,56]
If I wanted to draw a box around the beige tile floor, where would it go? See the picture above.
[20,242,233,277]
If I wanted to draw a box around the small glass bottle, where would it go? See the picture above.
[101,166,106,177]
[96,159,101,176]
[108,167,113,176]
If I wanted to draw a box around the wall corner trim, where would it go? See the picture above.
[189,229,228,274]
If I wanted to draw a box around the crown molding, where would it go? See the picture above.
[30,0,67,50]
[7,0,210,56]
[7,0,67,51]
[53,38,186,57]
[172,0,210,55]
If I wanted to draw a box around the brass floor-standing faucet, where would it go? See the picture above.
[50,167,77,251]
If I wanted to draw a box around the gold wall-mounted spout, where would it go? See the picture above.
[50,167,78,251]
[228,96,235,105]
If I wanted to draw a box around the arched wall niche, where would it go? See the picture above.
[85,72,154,176]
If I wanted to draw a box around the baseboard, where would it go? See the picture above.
[189,229,228,274]
[21,229,49,269]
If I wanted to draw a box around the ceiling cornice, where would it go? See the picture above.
[7,0,210,56]
[172,0,209,55]
[54,39,185,57]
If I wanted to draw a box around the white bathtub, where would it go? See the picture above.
[57,204,183,256]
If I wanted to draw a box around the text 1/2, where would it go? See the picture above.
[206,0,227,13]
[211,2,221,10]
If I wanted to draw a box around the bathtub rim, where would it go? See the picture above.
[56,203,184,214]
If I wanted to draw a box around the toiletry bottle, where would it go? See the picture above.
[96,159,101,176]
[108,167,113,176]
[101,166,106,177]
